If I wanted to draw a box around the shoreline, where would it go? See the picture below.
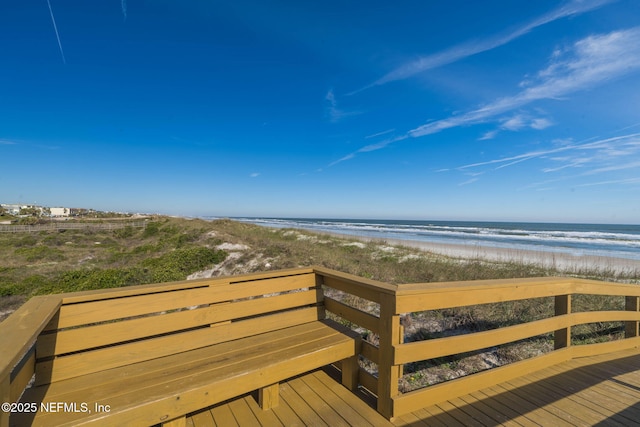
[313,230,640,275]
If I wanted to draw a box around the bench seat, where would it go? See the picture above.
[15,319,359,426]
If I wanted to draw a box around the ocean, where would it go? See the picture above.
[232,218,640,261]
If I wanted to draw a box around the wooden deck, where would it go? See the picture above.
[189,348,640,426]
[3,268,639,426]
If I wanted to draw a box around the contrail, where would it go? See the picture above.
[121,0,127,20]
[46,0,66,64]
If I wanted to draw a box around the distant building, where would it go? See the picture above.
[0,204,22,215]
[50,207,70,217]
[70,208,90,216]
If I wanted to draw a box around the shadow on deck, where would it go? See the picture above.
[190,349,640,426]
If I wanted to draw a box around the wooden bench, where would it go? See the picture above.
[4,268,360,426]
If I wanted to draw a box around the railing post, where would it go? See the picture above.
[625,296,640,338]
[554,294,571,350]
[377,292,401,419]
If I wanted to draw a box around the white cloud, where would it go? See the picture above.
[501,115,528,131]
[479,130,499,140]
[459,133,640,181]
[576,177,640,187]
[361,0,614,89]
[530,118,553,130]
[458,177,479,186]
[365,129,395,139]
[325,89,361,123]
[331,27,640,168]
[478,114,555,139]
[0,139,17,145]
[249,172,260,178]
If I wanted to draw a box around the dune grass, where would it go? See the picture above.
[1,216,637,313]
[1,216,638,390]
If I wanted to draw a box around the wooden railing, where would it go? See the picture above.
[2,267,639,424]
[315,268,640,419]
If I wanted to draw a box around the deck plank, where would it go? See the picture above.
[189,409,215,427]
[302,372,377,427]
[227,399,261,426]
[287,374,349,426]
[499,379,592,426]
[407,408,450,427]
[279,378,329,426]
[468,390,538,427]
[480,385,560,426]
[506,374,620,425]
[523,367,633,424]
[243,395,284,427]
[434,400,488,426]
[312,370,393,427]
[456,393,524,427]
[210,404,238,427]
[184,350,640,427]
[405,401,468,427]
[269,389,306,427]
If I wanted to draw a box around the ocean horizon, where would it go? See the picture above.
[223,217,640,262]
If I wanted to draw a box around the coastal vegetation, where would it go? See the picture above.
[1,216,638,391]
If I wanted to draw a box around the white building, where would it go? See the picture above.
[0,204,22,215]
[50,207,70,217]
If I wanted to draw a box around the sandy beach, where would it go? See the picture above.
[316,230,640,275]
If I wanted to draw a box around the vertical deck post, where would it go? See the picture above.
[259,383,280,409]
[377,293,401,419]
[554,295,572,350]
[625,296,640,338]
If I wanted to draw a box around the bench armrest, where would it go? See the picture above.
[0,296,61,398]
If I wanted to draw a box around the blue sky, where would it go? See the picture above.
[2,1,640,223]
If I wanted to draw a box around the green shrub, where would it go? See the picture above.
[43,234,66,246]
[0,275,48,297]
[142,221,161,238]
[142,247,227,282]
[15,235,38,247]
[37,268,150,294]
[14,246,65,262]
[114,226,136,239]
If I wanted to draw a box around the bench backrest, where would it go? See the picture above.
[34,268,323,386]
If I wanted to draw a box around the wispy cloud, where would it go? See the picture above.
[329,134,407,166]
[325,89,361,123]
[249,172,260,178]
[459,133,640,171]
[478,130,499,141]
[459,132,640,190]
[575,177,640,187]
[46,0,66,64]
[330,27,640,168]
[458,177,479,186]
[360,0,613,90]
[409,27,640,138]
[0,139,17,145]
[121,0,127,20]
[365,129,395,139]
[482,114,553,139]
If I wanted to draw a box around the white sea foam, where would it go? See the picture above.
[231,217,640,261]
